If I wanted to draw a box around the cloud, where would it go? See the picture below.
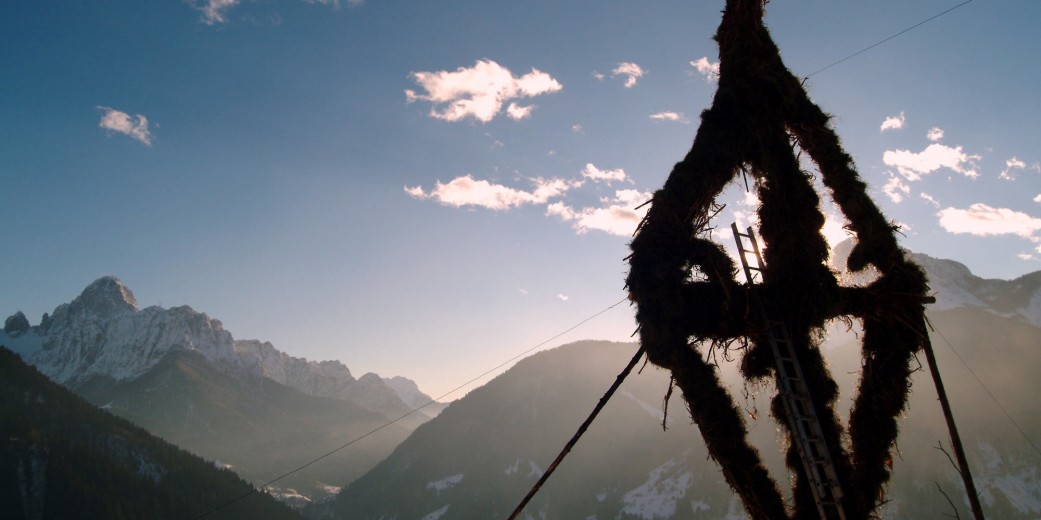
[927,127,944,142]
[920,192,940,208]
[882,143,980,181]
[882,174,910,203]
[1035,194,1041,204]
[880,112,905,132]
[193,0,239,24]
[556,294,569,302]
[690,57,720,82]
[937,204,1041,242]
[547,189,652,237]
[405,175,578,210]
[581,163,628,184]
[649,111,688,123]
[97,106,153,145]
[405,60,562,123]
[571,124,583,133]
[506,102,535,120]
[999,157,1041,181]
[592,71,605,81]
[611,62,644,88]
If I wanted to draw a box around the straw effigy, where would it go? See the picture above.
[625,1,930,518]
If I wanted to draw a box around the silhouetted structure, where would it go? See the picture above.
[625,1,933,518]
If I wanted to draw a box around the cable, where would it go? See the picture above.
[805,0,976,79]
[191,296,630,519]
[932,326,1041,461]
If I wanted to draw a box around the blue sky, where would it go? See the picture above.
[3,0,1039,397]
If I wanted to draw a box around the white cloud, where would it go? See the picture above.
[1018,253,1035,261]
[612,62,644,88]
[97,106,153,145]
[505,102,535,120]
[581,163,627,184]
[1035,194,1041,204]
[405,175,578,210]
[649,111,688,123]
[192,0,348,24]
[547,189,653,237]
[405,60,562,123]
[882,174,910,203]
[999,157,1041,181]
[556,294,569,302]
[937,204,1041,242]
[927,127,944,142]
[882,143,980,181]
[592,71,605,81]
[194,0,239,24]
[919,192,941,208]
[571,124,583,133]
[690,57,720,82]
[880,112,905,132]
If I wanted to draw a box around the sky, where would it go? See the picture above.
[2,0,1040,398]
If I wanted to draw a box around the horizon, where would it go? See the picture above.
[3,0,1040,397]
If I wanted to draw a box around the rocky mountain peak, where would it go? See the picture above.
[50,276,139,328]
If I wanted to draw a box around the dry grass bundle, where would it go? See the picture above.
[625,1,930,518]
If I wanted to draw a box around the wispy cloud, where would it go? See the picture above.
[611,62,644,88]
[649,111,688,123]
[405,176,578,210]
[690,57,720,82]
[882,174,910,203]
[571,124,583,134]
[556,294,569,302]
[920,192,941,208]
[937,204,1041,244]
[547,189,652,237]
[999,157,1041,181]
[405,60,562,123]
[883,131,980,181]
[194,0,239,24]
[193,0,350,24]
[927,127,944,142]
[880,111,905,132]
[97,106,153,145]
[580,163,628,184]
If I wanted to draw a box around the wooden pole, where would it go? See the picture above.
[921,332,986,520]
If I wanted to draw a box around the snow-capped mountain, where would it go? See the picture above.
[0,276,438,502]
[830,239,1041,327]
[2,276,435,415]
[23,277,248,386]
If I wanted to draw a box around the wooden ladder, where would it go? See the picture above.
[732,223,848,520]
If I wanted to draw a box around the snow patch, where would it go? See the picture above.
[426,473,463,494]
[421,504,450,520]
[620,389,668,425]
[526,460,544,479]
[621,457,694,519]
[504,458,521,475]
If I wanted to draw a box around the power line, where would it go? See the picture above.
[805,0,976,79]
[192,296,630,519]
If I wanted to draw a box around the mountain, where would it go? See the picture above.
[831,238,1041,327]
[383,375,449,418]
[317,254,1041,519]
[0,276,435,503]
[0,347,301,519]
